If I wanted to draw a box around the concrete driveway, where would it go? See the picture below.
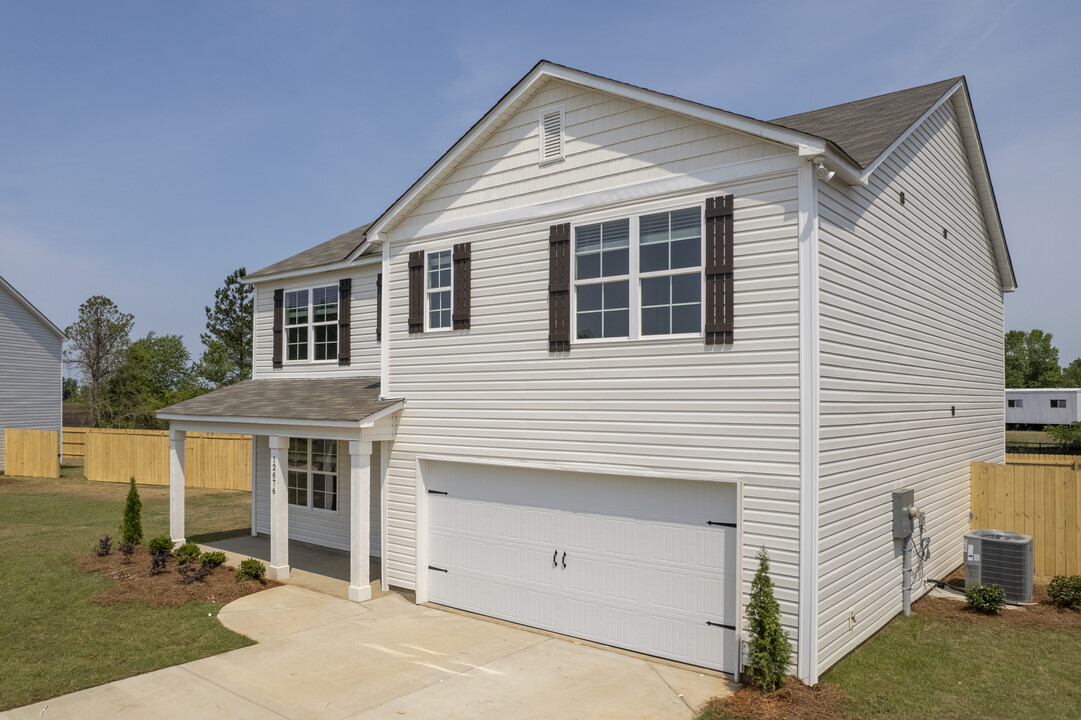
[4,586,734,719]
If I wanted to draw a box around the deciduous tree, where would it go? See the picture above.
[63,296,134,427]
[102,332,205,429]
[1004,329,1062,388]
[1062,358,1081,388]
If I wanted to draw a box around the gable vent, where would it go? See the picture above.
[539,105,564,165]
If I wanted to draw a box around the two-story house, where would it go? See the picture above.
[159,62,1014,683]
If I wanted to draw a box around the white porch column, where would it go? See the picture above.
[169,428,186,545]
[268,435,290,580]
[348,440,373,602]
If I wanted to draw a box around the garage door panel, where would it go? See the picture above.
[426,462,738,674]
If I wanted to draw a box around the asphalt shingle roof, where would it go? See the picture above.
[158,378,399,423]
[246,224,372,281]
[770,77,961,169]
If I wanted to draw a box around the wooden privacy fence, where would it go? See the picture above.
[971,461,1081,576]
[1006,453,1081,470]
[82,428,252,491]
[62,426,88,463]
[3,428,60,478]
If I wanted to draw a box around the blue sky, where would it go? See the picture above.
[2,0,1079,367]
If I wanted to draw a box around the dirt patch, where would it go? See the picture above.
[701,677,846,720]
[914,569,1081,629]
[76,545,279,607]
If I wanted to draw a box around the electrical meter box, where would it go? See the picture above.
[893,489,914,538]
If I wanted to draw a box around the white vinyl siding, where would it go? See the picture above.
[385,156,804,650]
[0,283,63,472]
[252,267,380,379]
[815,96,1006,672]
[388,78,792,237]
[254,435,383,555]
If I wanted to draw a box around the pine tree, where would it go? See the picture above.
[746,547,792,692]
[120,477,143,544]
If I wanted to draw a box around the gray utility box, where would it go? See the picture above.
[964,529,1034,604]
[892,489,914,538]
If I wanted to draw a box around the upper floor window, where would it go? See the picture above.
[573,206,702,340]
[1051,399,1067,409]
[285,286,338,362]
[427,250,452,330]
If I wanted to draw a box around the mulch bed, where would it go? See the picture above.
[701,677,846,720]
[913,569,1081,629]
[76,545,279,606]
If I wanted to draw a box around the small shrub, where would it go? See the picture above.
[746,547,792,692]
[966,583,1006,615]
[96,535,112,557]
[235,558,267,583]
[178,564,210,585]
[175,542,202,565]
[119,476,143,545]
[148,535,174,556]
[118,542,135,562]
[200,551,227,569]
[149,551,170,576]
[1048,575,1081,611]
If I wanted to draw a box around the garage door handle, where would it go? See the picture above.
[553,550,558,567]
[562,552,567,569]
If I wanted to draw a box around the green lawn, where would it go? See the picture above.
[0,467,255,711]
[1006,429,1055,445]
[700,613,1081,720]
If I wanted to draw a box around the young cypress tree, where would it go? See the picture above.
[119,476,143,545]
[746,547,792,692]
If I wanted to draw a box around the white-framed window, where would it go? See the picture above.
[286,438,338,512]
[573,205,703,341]
[1051,399,1067,409]
[1007,399,1022,408]
[285,285,338,362]
[426,250,452,330]
[539,104,565,165]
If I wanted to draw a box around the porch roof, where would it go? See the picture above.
[157,378,401,423]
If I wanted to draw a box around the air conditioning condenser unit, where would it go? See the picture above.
[963,529,1033,603]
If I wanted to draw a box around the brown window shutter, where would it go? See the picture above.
[548,223,571,352]
[272,288,284,368]
[376,272,383,342]
[452,242,471,330]
[337,278,351,366]
[704,195,734,346]
[408,250,424,333]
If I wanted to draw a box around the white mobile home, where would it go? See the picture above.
[1006,388,1081,428]
[0,275,65,473]
[160,62,1014,683]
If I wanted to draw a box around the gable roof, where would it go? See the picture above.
[0,274,66,340]
[771,78,963,169]
[245,223,373,282]
[248,61,1014,291]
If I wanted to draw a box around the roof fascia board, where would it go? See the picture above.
[357,399,405,427]
[950,83,1016,292]
[243,254,381,285]
[365,62,835,242]
[857,80,964,183]
[156,412,360,428]
[0,275,67,340]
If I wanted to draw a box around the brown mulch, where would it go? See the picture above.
[75,545,279,606]
[701,677,846,720]
[913,568,1081,629]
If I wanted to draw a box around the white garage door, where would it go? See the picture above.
[426,462,739,673]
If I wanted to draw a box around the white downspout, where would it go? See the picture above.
[796,160,822,684]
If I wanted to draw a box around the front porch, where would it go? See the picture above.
[156,378,404,604]
[201,535,397,600]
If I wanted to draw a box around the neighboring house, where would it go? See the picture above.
[1006,388,1081,428]
[0,275,66,472]
[159,62,1014,683]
